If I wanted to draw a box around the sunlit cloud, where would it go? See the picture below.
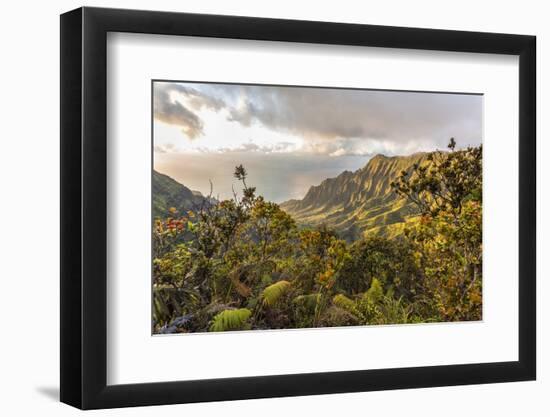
[153,81,482,201]
[154,81,482,154]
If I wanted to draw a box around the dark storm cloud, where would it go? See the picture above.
[153,83,224,139]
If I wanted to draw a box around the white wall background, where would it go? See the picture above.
[0,0,546,415]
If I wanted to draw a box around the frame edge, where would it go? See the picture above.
[61,6,537,409]
[518,34,537,380]
[60,7,84,409]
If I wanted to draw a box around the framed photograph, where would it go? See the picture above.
[60,7,536,409]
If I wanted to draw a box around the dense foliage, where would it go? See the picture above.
[153,140,482,333]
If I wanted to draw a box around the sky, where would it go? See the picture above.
[153,81,482,203]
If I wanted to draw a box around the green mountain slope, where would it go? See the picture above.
[280,153,430,240]
[153,170,212,219]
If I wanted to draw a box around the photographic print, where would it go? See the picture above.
[152,81,483,334]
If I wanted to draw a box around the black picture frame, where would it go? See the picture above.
[60,6,536,410]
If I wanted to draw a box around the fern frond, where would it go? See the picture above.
[261,280,291,307]
[293,293,320,310]
[333,294,355,310]
[365,277,384,304]
[333,294,363,320]
[209,308,252,332]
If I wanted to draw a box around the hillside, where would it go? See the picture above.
[152,170,212,219]
[154,153,432,238]
[280,153,431,240]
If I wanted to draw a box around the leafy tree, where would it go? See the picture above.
[391,139,482,219]
[153,147,483,333]
[337,235,420,299]
[391,139,482,321]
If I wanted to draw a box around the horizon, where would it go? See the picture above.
[153,81,482,202]
[154,148,469,204]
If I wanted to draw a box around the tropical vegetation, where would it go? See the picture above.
[153,139,482,333]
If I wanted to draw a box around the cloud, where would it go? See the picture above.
[168,83,225,112]
[223,86,482,150]
[154,82,483,203]
[154,82,482,154]
[153,83,225,139]
[154,143,176,154]
[210,141,297,154]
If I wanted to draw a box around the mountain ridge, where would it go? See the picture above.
[153,170,213,219]
[154,151,435,239]
[280,152,430,239]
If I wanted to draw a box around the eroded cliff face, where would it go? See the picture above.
[280,153,430,239]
